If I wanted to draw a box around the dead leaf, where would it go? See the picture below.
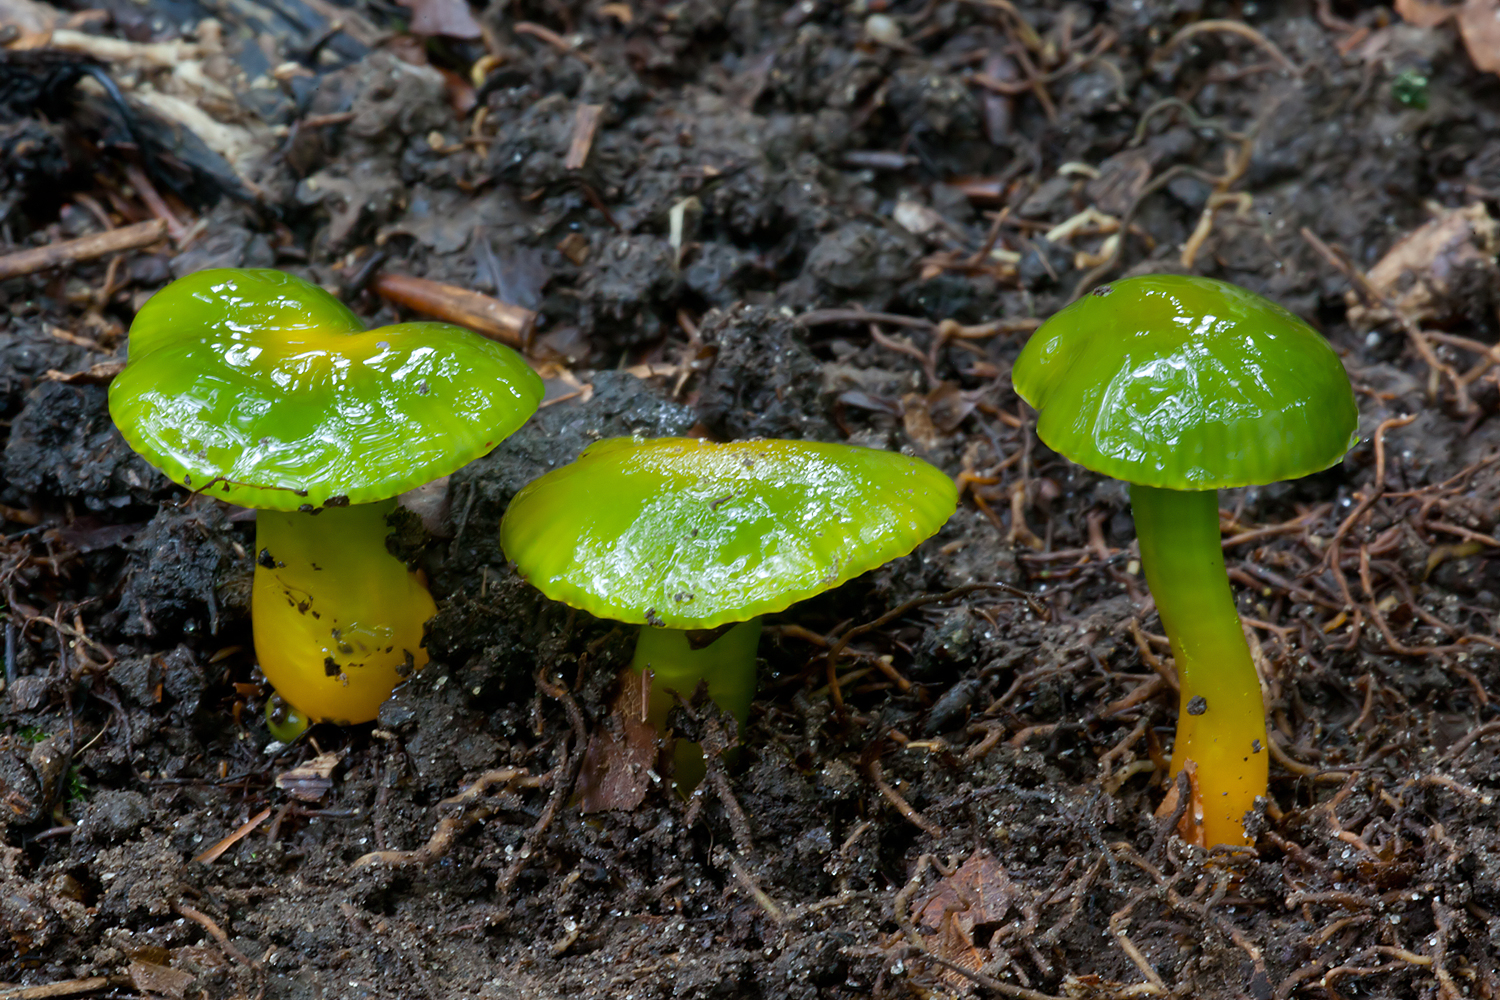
[396,0,482,38]
[1399,0,1500,75]
[1395,0,1460,28]
[913,852,1017,995]
[915,851,1015,935]
[1345,203,1499,329]
[43,361,124,385]
[902,393,943,452]
[128,960,195,999]
[1154,760,1207,848]
[576,668,659,813]
[275,750,345,803]
[1458,0,1500,72]
[925,381,979,434]
[1085,150,1153,217]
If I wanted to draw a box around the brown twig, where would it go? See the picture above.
[192,806,272,864]
[867,758,943,838]
[0,978,131,1000]
[174,900,258,969]
[123,163,187,242]
[514,21,595,64]
[0,219,167,282]
[372,272,535,349]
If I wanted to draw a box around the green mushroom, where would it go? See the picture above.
[500,436,958,787]
[1012,274,1358,847]
[110,268,543,730]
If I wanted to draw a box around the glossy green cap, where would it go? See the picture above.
[110,269,543,510]
[500,437,958,629]
[1012,275,1359,490]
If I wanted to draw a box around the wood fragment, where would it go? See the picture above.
[564,103,604,171]
[372,273,535,349]
[193,806,271,864]
[0,219,167,282]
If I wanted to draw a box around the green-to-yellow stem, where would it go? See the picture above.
[1131,484,1267,847]
[254,499,436,725]
[631,618,761,790]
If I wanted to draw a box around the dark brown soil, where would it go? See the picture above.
[2,1,1500,998]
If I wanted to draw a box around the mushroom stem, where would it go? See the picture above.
[1130,484,1267,847]
[632,618,762,790]
[253,498,437,725]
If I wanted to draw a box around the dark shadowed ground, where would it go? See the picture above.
[1,1,1499,997]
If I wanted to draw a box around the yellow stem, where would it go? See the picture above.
[1131,484,1267,846]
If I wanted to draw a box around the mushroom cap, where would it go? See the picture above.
[499,437,958,629]
[1012,275,1359,490]
[109,268,543,511]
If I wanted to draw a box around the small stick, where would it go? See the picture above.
[173,901,257,968]
[123,163,186,242]
[372,272,535,349]
[193,806,271,864]
[796,308,936,330]
[866,758,943,838]
[0,978,131,999]
[0,219,166,282]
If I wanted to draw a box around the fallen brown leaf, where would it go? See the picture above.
[575,668,659,813]
[912,851,1017,995]
[1155,759,1207,848]
[275,750,346,803]
[396,0,481,38]
[915,850,1016,935]
[1345,203,1498,330]
[1395,0,1461,29]
[1458,0,1500,72]
[1396,0,1500,75]
[127,960,194,999]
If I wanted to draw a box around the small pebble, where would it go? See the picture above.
[864,14,900,45]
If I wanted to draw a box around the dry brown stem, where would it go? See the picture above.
[0,219,167,282]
